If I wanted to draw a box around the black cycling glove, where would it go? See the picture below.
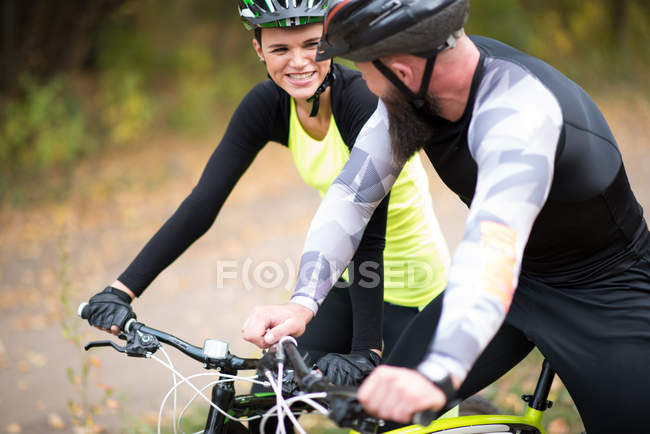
[85,286,136,330]
[315,350,382,386]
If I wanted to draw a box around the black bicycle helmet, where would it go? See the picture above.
[239,0,328,30]
[317,0,468,113]
[317,0,469,62]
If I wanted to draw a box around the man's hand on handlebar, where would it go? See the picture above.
[241,302,314,349]
[83,283,136,335]
[358,365,454,424]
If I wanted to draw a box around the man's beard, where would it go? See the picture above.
[383,86,441,168]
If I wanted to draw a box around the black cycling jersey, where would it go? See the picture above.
[425,36,649,281]
[118,64,388,351]
[400,37,650,433]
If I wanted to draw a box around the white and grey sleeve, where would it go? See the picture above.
[418,60,563,382]
[290,101,402,313]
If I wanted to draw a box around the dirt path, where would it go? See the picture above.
[1,93,649,433]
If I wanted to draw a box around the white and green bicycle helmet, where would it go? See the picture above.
[238,0,328,30]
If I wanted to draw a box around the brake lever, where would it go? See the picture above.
[327,392,381,433]
[84,330,160,358]
[84,340,128,353]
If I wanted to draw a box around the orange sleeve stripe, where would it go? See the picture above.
[479,221,518,312]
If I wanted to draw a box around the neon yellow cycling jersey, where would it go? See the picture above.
[288,98,449,308]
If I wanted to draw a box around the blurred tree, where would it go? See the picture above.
[0,0,127,94]
[1,0,647,204]
[468,0,649,84]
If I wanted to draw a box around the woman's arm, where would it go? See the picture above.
[348,194,389,352]
[117,82,282,295]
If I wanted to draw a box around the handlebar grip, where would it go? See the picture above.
[412,409,438,427]
[124,318,137,333]
[78,302,89,319]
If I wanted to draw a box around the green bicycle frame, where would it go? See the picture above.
[385,407,545,433]
[353,360,556,434]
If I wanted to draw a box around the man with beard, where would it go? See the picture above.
[242,0,650,432]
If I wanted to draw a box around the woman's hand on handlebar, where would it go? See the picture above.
[241,302,314,349]
[316,349,382,386]
[81,282,136,335]
[357,365,449,424]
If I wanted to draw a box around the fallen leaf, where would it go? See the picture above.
[548,417,570,434]
[141,411,158,426]
[17,360,29,373]
[48,413,65,431]
[95,382,111,392]
[502,393,524,414]
[67,400,82,417]
[0,338,6,368]
[26,351,48,368]
[11,314,51,331]
[6,423,22,433]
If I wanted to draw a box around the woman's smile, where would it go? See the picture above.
[286,71,317,85]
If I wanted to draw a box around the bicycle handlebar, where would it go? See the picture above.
[78,302,258,372]
[79,302,445,429]
[280,339,443,429]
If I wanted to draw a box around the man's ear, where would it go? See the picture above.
[252,38,264,61]
[386,57,418,92]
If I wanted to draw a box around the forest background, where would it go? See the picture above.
[0,1,649,433]
[1,0,649,200]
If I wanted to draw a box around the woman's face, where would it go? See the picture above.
[253,23,331,101]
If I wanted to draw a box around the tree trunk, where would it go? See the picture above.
[610,0,629,47]
[0,0,126,94]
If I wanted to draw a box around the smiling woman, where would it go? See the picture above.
[252,24,334,138]
[81,1,450,430]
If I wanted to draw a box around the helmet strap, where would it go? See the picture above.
[372,55,437,113]
[307,65,336,117]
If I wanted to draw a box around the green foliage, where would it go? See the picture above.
[467,0,530,50]
[58,233,116,432]
[0,76,85,170]
[167,46,222,133]
[467,0,650,87]
[99,70,155,146]
[2,1,648,205]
